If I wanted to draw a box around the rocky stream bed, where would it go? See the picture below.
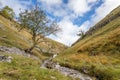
[41,55,95,80]
[0,46,95,80]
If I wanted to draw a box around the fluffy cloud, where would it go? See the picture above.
[38,0,68,18]
[68,0,90,16]
[40,0,62,5]
[49,20,80,46]
[39,0,97,19]
[67,0,98,17]
[87,0,97,3]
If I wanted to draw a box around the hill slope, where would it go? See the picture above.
[0,14,71,79]
[54,6,120,80]
[0,15,67,58]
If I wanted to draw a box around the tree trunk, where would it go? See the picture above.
[25,31,36,53]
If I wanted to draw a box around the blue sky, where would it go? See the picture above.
[0,0,120,46]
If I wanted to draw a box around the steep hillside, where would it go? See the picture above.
[0,15,67,58]
[54,6,120,80]
[0,14,71,79]
[73,6,120,45]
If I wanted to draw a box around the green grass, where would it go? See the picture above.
[0,15,67,60]
[0,15,72,80]
[55,54,120,80]
[0,25,46,60]
[0,25,28,48]
[0,15,44,59]
[54,9,120,80]
[0,52,72,80]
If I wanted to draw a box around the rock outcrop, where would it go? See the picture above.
[0,46,39,60]
[0,46,30,57]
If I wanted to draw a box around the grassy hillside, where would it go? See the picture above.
[54,6,120,80]
[0,15,67,59]
[0,15,44,59]
[0,15,72,80]
[0,52,72,80]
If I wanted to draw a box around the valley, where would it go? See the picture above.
[0,3,120,80]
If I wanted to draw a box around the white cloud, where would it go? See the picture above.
[39,0,62,5]
[68,0,90,16]
[39,0,97,19]
[67,0,98,17]
[38,0,68,18]
[49,20,80,46]
[87,0,97,3]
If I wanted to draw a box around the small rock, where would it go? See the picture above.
[7,56,13,63]
[0,55,13,63]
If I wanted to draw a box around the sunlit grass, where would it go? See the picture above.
[0,52,72,80]
[0,15,67,59]
[54,15,120,80]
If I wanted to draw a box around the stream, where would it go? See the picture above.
[41,54,94,80]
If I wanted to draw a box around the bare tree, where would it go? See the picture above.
[77,30,85,39]
[18,5,61,52]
